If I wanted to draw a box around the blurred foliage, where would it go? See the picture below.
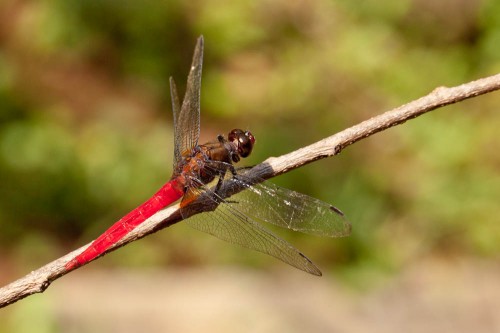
[0,0,499,287]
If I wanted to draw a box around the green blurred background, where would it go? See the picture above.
[1,0,499,331]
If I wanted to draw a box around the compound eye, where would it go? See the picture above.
[228,129,255,158]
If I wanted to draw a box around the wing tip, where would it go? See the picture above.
[329,205,345,216]
[194,35,204,61]
[329,205,353,236]
[298,252,323,276]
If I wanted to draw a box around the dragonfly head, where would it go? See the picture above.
[228,129,255,162]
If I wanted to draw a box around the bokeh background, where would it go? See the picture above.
[1,0,499,332]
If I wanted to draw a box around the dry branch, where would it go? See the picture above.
[1,73,500,308]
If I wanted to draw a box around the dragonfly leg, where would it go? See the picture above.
[214,169,227,193]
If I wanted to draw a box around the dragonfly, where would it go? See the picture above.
[65,36,351,276]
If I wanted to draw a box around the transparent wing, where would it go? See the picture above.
[223,173,351,237]
[169,77,182,167]
[174,36,204,161]
[181,185,323,276]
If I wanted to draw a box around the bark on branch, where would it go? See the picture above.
[1,73,500,308]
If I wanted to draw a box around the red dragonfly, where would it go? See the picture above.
[66,36,351,275]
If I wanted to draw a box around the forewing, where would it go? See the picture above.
[181,186,323,276]
[174,36,204,159]
[221,174,351,237]
[169,77,182,167]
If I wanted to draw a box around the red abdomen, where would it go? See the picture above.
[66,180,184,270]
